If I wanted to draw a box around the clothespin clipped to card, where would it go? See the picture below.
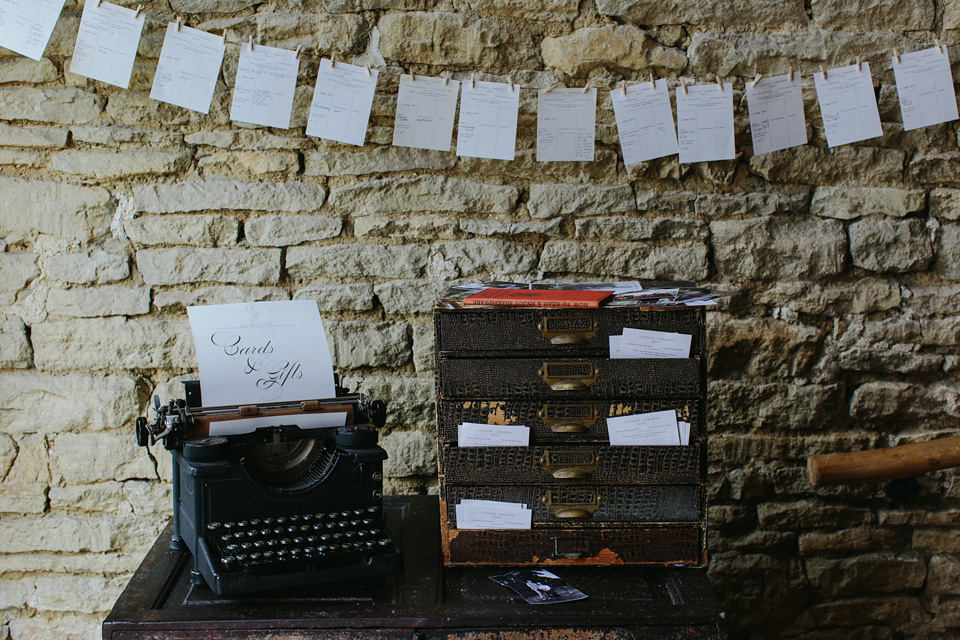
[176,16,182,32]
[410,70,416,83]
[364,62,371,76]
[789,65,794,82]
[331,53,336,68]
[134,5,142,17]
[894,48,901,64]
[508,75,514,92]
[649,72,655,89]
[470,72,476,89]
[221,29,228,44]
[582,79,591,94]
[936,38,944,54]
[96,0,102,7]
[856,55,862,72]
[544,81,557,93]
[681,77,688,94]
[620,80,627,96]
[820,64,827,80]
[752,72,762,88]
[443,71,450,86]
[716,75,723,91]
[294,44,301,59]
[248,34,254,51]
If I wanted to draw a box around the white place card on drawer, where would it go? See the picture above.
[458,423,530,447]
[619,327,692,359]
[456,500,532,530]
[607,410,681,446]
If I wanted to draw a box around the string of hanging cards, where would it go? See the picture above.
[2,0,957,161]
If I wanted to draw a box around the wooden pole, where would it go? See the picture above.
[808,435,960,486]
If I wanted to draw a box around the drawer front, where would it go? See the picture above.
[441,520,704,566]
[439,444,701,484]
[438,398,701,443]
[438,357,702,399]
[445,484,702,526]
[435,307,704,355]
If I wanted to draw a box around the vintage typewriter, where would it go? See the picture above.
[136,379,402,595]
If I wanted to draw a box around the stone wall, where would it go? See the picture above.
[1,0,958,638]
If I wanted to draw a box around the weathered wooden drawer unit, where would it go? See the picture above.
[435,295,708,567]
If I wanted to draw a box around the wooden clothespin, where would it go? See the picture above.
[294,44,301,59]
[820,64,827,80]
[716,75,723,90]
[176,16,182,32]
[752,72,762,88]
[856,55,862,72]
[331,53,336,68]
[134,4,142,18]
[936,38,944,54]
[96,0,102,8]
[649,72,655,89]
[582,79,591,94]
[508,75,514,92]
[364,62,371,76]
[788,65,794,83]
[443,71,450,86]
[410,70,416,82]
[894,48,901,64]
[470,72,476,89]
[248,34,253,51]
[544,81,557,93]
[620,80,627,96]
[681,77,688,94]
[221,29,228,44]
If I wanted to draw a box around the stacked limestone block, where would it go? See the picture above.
[1,0,959,637]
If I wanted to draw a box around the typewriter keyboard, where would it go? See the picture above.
[206,507,396,574]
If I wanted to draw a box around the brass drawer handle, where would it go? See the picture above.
[538,362,599,391]
[539,449,599,479]
[537,316,599,345]
[538,403,600,433]
[542,490,604,519]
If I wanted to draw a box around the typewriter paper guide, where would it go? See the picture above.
[187,301,340,430]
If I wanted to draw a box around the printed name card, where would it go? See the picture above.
[230,42,300,129]
[537,87,597,162]
[745,72,808,155]
[457,79,520,161]
[150,21,226,114]
[607,410,682,446]
[676,82,735,163]
[0,0,66,60]
[610,328,692,359]
[393,74,460,152]
[458,423,530,447]
[307,58,379,146]
[814,62,883,148]
[610,79,678,165]
[187,300,336,407]
[69,0,145,88]
[893,46,959,131]
[456,499,532,530]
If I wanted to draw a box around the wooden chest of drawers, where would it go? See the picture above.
[434,292,708,567]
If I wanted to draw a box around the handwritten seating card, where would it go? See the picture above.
[893,46,959,131]
[814,63,883,147]
[393,74,460,152]
[150,21,225,114]
[458,423,530,447]
[610,79,678,165]
[307,58,379,146]
[457,79,520,161]
[607,410,682,446]
[230,41,299,128]
[69,0,144,88]
[745,72,808,155]
[676,82,735,163]
[0,0,65,60]
[456,499,532,530]
[537,87,596,162]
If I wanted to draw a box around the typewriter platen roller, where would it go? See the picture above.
[136,381,403,595]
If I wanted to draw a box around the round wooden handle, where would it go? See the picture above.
[808,435,960,487]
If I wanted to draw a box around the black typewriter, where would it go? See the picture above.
[136,380,402,595]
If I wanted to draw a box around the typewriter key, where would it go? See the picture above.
[280,537,291,546]
[224,522,236,530]
[353,509,365,516]
[237,521,248,528]
[276,517,287,524]
[207,522,221,530]
[306,535,318,543]
[263,518,274,525]
[365,541,375,548]
[340,511,351,518]
[249,519,261,526]
[263,551,274,558]
[289,515,301,522]
[320,534,331,542]
[293,537,304,544]
[249,552,261,560]
[366,506,378,514]
[378,538,391,546]
[361,518,374,526]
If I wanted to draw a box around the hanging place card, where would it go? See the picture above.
[69,0,144,89]
[307,58,379,146]
[814,62,883,147]
[0,0,66,60]
[537,87,597,162]
[457,79,520,161]
[393,74,460,152]
[150,22,225,114]
[610,79,678,165]
[230,41,300,129]
[745,72,808,155]
[676,82,735,163]
[893,46,959,131]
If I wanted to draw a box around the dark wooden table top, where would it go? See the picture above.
[103,495,727,639]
